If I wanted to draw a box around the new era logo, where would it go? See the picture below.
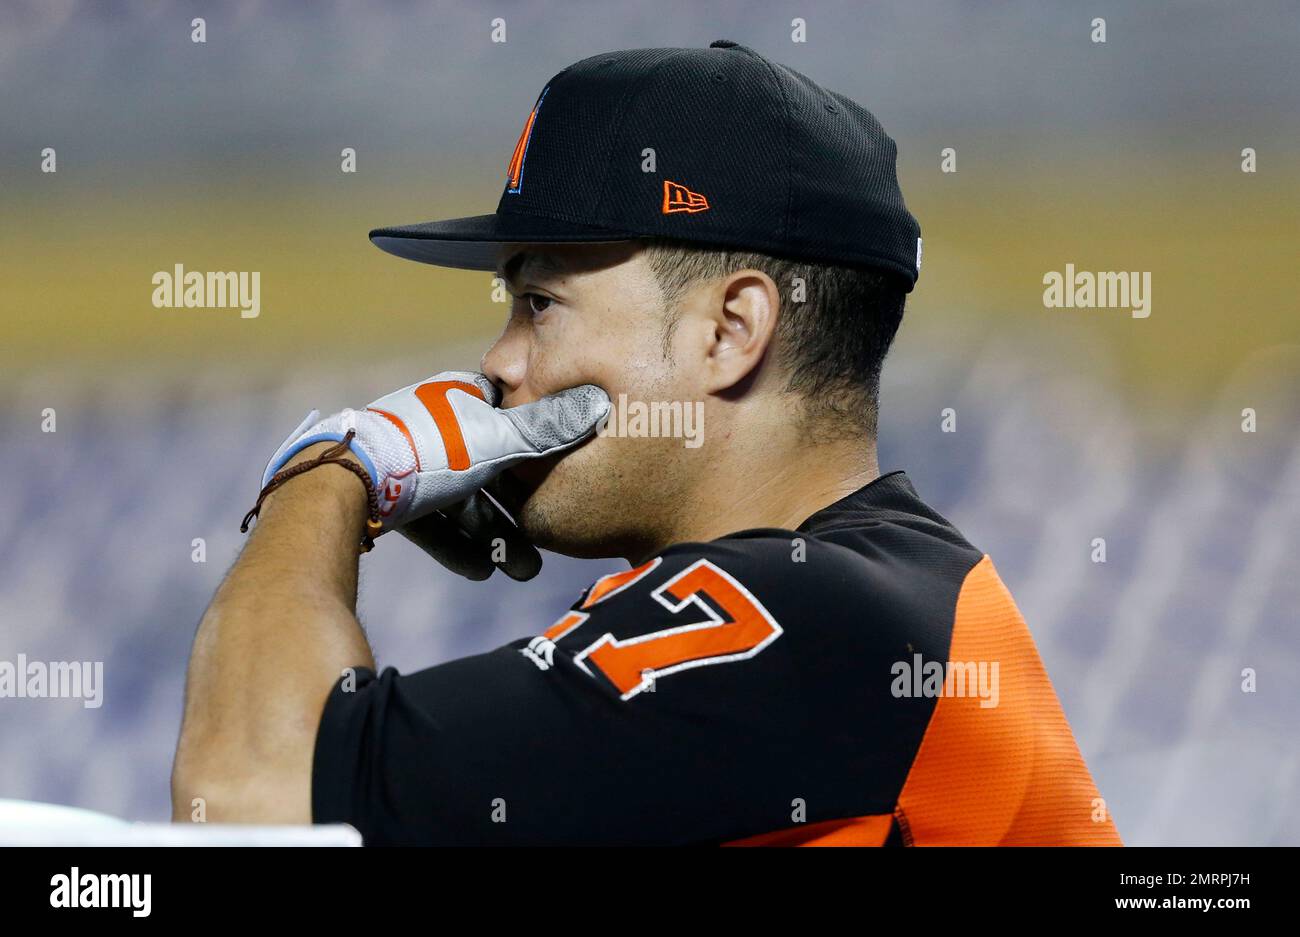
[662,180,710,214]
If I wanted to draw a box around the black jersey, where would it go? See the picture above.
[312,471,1122,846]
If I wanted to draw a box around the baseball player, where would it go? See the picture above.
[173,41,1122,846]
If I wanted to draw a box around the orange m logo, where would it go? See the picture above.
[506,87,549,194]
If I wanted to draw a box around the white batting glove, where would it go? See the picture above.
[259,371,609,549]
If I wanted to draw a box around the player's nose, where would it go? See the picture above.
[480,324,531,408]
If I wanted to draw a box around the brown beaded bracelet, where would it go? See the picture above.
[240,429,385,552]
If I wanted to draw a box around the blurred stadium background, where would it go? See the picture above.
[1,1,1297,844]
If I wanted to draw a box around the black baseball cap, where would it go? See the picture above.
[370,40,922,290]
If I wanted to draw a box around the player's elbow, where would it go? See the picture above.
[171,736,313,825]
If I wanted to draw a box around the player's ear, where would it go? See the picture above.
[701,269,780,395]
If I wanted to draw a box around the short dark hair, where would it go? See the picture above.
[641,239,908,439]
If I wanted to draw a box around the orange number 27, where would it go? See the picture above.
[574,559,783,700]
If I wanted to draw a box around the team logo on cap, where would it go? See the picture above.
[662,180,710,214]
[506,87,548,195]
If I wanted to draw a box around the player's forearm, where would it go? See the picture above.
[173,445,376,821]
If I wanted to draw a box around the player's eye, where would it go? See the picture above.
[524,293,553,315]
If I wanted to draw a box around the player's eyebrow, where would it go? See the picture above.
[497,249,566,289]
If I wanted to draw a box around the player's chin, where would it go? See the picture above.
[506,452,619,558]
[495,449,574,534]
[493,460,542,520]
[520,508,618,559]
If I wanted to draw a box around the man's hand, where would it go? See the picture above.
[259,371,610,578]
[173,373,608,823]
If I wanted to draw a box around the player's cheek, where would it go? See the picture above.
[526,324,619,400]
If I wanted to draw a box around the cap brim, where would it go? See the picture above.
[369,213,638,271]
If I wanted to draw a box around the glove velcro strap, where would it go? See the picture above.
[240,430,385,552]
